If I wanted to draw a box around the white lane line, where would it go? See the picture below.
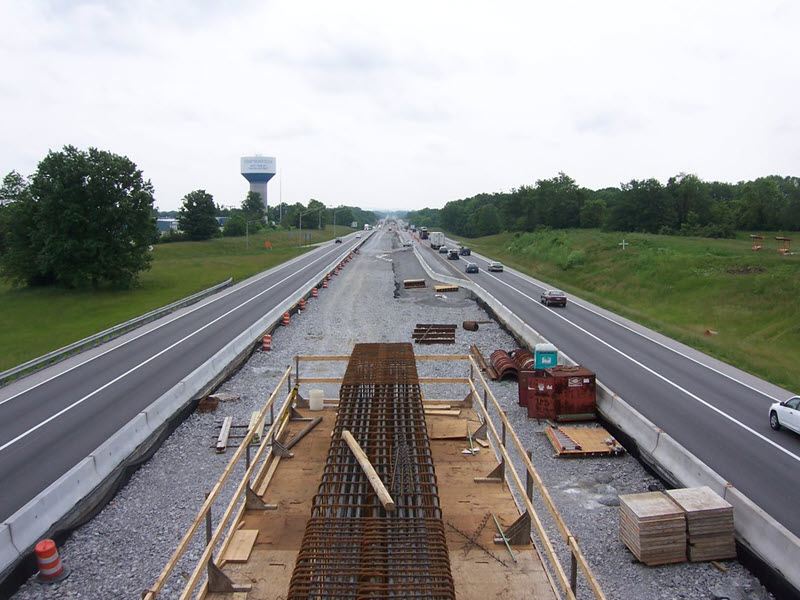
[495,266,789,403]
[0,265,312,454]
[484,273,800,465]
[0,242,351,408]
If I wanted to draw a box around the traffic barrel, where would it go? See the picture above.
[326,273,331,281]
[35,539,70,583]
[299,299,307,312]
[312,288,318,298]
[322,280,328,289]
[334,268,339,276]
[262,335,272,351]
[282,312,290,326]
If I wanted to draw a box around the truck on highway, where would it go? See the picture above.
[420,226,429,240]
[429,231,445,250]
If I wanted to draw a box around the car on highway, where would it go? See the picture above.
[334,238,342,244]
[459,247,471,256]
[465,262,479,273]
[402,240,412,247]
[540,289,568,307]
[355,233,362,238]
[447,249,459,260]
[438,246,448,254]
[487,261,504,272]
[769,396,800,434]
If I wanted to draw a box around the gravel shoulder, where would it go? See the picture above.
[12,231,774,600]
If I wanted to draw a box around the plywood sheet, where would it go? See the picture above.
[222,529,259,563]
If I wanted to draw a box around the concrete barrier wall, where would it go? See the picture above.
[414,251,800,594]
[1,246,354,579]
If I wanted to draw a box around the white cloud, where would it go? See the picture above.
[1,0,798,212]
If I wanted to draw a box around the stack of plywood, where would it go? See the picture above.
[619,492,686,565]
[666,486,736,562]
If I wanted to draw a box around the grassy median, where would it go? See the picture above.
[0,227,354,372]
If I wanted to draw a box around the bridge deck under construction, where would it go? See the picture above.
[204,343,558,600]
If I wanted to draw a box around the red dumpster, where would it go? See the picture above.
[519,365,596,421]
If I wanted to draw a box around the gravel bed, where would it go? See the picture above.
[12,232,774,600]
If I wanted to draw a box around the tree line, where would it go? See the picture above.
[406,172,800,239]
[0,145,375,289]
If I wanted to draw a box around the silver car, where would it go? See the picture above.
[769,396,800,434]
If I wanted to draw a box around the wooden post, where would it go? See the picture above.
[570,548,578,593]
[342,430,396,511]
[526,451,534,500]
[205,493,212,545]
[502,420,507,447]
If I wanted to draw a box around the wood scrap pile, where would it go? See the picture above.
[666,486,736,562]
[619,492,686,565]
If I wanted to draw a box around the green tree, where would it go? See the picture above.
[0,147,156,288]
[223,213,246,237]
[178,189,219,240]
[241,191,265,221]
[580,198,606,228]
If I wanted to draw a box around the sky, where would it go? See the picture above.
[1,1,798,213]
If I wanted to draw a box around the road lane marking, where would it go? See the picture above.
[0,242,355,408]
[494,265,789,403]
[483,273,800,466]
[0,263,331,453]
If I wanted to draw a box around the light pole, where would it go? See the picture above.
[246,218,262,250]
[333,209,342,239]
[298,206,325,247]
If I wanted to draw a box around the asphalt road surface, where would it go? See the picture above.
[414,232,800,539]
[0,235,365,522]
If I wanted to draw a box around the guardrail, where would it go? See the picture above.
[412,246,800,595]
[0,277,234,387]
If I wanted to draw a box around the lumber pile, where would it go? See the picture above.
[666,486,736,562]
[619,492,686,565]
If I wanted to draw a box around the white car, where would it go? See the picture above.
[769,396,800,434]
[402,240,412,247]
[355,233,362,238]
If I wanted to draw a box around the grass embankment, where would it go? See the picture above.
[0,226,354,371]
[453,229,800,393]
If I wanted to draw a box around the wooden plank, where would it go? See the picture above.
[221,529,259,563]
[296,377,343,384]
[342,430,396,511]
[424,409,462,417]
[216,416,233,453]
[419,377,470,384]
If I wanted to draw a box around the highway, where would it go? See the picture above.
[414,232,800,538]
[0,235,363,522]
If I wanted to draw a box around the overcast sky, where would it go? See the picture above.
[1,1,798,213]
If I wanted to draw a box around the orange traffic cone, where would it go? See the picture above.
[35,539,70,583]
[262,335,271,351]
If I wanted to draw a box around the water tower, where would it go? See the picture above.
[240,156,276,213]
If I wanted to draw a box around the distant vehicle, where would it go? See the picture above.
[540,289,568,307]
[770,396,800,434]
[355,233,362,238]
[438,246,448,254]
[420,228,429,240]
[459,247,471,256]
[465,262,479,273]
[335,238,342,244]
[402,240,412,247]
[447,249,459,260]
[429,231,445,249]
[487,261,504,272]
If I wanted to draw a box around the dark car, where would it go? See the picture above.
[540,289,567,307]
[465,262,479,273]
[438,246,448,254]
[459,247,471,256]
[334,238,342,244]
[447,249,459,260]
